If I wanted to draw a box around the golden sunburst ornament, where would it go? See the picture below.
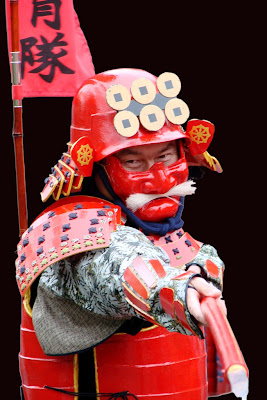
[189,124,211,144]
[76,144,93,166]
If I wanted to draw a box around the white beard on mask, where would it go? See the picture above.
[125,180,196,213]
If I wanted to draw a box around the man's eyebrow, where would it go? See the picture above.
[157,142,175,154]
[116,142,176,157]
[115,142,176,156]
[116,148,142,156]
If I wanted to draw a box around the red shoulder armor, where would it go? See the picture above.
[15,196,121,296]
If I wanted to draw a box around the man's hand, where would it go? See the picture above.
[187,264,226,325]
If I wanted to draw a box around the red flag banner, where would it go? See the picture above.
[6,0,95,97]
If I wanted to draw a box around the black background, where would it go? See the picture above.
[1,1,263,398]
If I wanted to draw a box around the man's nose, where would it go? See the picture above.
[143,159,156,171]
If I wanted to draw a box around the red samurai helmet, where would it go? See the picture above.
[42,68,222,220]
[69,68,222,173]
[68,68,222,220]
[70,68,190,168]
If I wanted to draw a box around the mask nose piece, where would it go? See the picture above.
[149,162,165,171]
[141,164,175,194]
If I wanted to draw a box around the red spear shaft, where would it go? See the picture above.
[201,297,249,399]
[8,0,28,236]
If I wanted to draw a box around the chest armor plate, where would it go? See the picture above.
[94,229,207,399]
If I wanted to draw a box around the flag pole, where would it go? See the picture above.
[8,0,28,236]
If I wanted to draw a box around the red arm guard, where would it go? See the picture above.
[122,256,202,336]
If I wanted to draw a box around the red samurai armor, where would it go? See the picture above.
[15,69,247,399]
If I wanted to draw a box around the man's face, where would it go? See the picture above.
[104,140,193,222]
[115,141,179,172]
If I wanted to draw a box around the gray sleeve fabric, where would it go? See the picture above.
[38,225,169,318]
[33,226,224,354]
[186,244,225,290]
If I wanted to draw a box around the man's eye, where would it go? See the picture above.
[122,159,143,171]
[158,153,170,160]
[124,159,141,167]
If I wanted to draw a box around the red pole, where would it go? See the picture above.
[8,0,28,236]
[201,297,249,398]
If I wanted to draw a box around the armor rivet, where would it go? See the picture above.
[33,267,39,275]
[20,266,25,274]
[97,210,106,216]
[27,226,33,234]
[36,247,44,256]
[61,247,70,255]
[38,236,45,245]
[165,235,173,244]
[61,234,69,242]
[72,244,82,250]
[22,238,29,247]
[43,222,50,231]
[69,212,78,220]
[84,240,94,247]
[74,204,83,210]
[62,223,71,232]
[50,253,58,260]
